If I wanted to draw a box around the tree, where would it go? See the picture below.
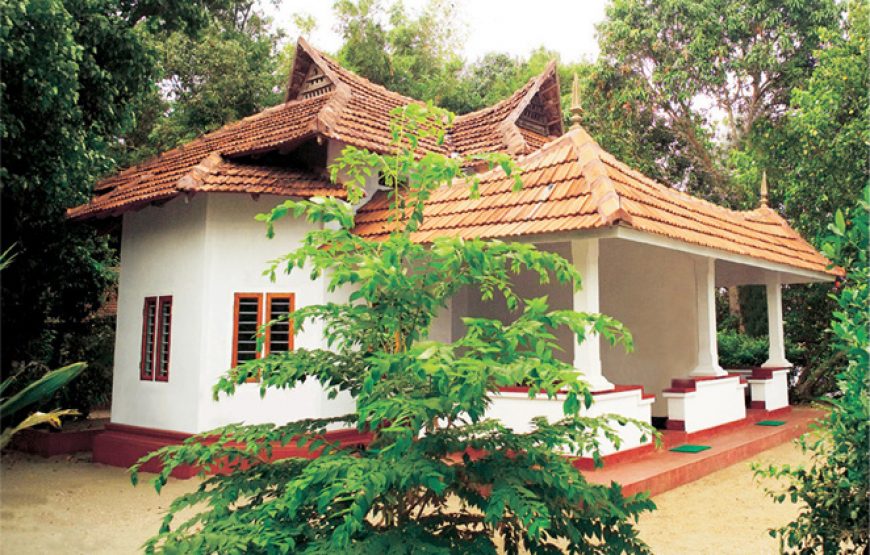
[115,2,286,164]
[774,0,868,399]
[595,0,839,204]
[135,105,656,553]
[0,0,219,406]
[334,0,465,106]
[755,187,869,553]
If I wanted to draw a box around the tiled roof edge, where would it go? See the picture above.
[497,61,560,155]
[567,129,632,226]
[294,37,354,136]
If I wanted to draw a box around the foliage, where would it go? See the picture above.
[755,188,869,553]
[0,0,220,404]
[118,3,286,163]
[0,362,86,449]
[595,0,839,203]
[334,0,465,106]
[135,104,656,553]
[716,330,805,370]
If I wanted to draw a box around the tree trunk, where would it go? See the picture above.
[727,286,744,333]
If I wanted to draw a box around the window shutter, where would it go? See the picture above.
[155,296,172,381]
[140,297,157,380]
[232,293,263,369]
[265,293,295,355]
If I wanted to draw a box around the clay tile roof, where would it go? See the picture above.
[73,38,558,220]
[449,62,563,158]
[354,127,839,277]
[68,94,334,219]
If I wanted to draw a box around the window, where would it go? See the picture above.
[232,293,263,368]
[232,293,295,380]
[265,293,295,355]
[155,296,172,381]
[140,296,172,381]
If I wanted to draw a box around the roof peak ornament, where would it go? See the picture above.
[570,73,583,130]
[760,169,769,207]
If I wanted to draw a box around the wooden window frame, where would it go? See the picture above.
[140,297,158,381]
[232,293,264,381]
[264,293,295,356]
[155,296,172,382]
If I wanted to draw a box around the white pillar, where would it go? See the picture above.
[690,257,725,377]
[571,239,613,391]
[762,272,791,368]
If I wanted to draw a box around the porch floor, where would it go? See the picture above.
[582,406,824,497]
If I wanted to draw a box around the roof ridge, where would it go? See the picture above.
[566,129,631,225]
[495,61,559,155]
[176,152,223,191]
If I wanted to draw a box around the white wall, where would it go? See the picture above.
[598,239,699,417]
[195,193,346,431]
[111,138,385,434]
[450,242,574,363]
[111,195,209,433]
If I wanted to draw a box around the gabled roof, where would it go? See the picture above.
[70,38,560,220]
[354,128,839,277]
[449,62,563,158]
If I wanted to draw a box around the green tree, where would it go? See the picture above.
[116,2,286,164]
[334,0,465,106]
[595,0,839,204]
[775,0,868,399]
[755,187,869,553]
[135,105,656,553]
[0,0,218,405]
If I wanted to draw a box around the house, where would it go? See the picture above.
[69,38,839,472]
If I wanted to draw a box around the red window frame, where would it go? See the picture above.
[140,296,172,381]
[140,297,157,380]
[155,296,172,382]
[231,292,295,383]
[232,293,264,380]
[264,293,295,356]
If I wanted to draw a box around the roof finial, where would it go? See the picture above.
[570,73,583,130]
[760,169,769,207]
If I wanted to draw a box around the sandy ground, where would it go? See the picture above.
[0,441,808,554]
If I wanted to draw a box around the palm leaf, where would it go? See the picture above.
[1,362,86,416]
[0,409,80,449]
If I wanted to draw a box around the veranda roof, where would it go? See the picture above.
[354,127,840,277]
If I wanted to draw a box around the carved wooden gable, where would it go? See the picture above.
[297,63,334,100]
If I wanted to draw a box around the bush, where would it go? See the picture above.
[134,105,657,553]
[717,330,805,369]
[754,187,869,552]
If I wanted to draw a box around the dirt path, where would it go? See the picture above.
[0,441,808,554]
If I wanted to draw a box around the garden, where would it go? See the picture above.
[1,0,868,553]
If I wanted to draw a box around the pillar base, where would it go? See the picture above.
[761,360,792,369]
[689,365,727,378]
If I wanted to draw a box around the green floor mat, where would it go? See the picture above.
[756,420,786,426]
[669,444,711,453]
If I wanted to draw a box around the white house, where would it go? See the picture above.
[69,39,839,473]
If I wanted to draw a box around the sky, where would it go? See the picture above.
[267,0,609,64]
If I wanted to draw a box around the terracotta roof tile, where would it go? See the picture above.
[354,128,838,277]
[71,38,562,219]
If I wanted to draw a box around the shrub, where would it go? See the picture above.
[134,104,657,553]
[755,187,869,552]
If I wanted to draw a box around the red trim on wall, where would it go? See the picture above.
[139,297,157,381]
[92,422,373,479]
[663,374,742,393]
[750,367,790,380]
[497,384,654,400]
[155,296,172,382]
[572,441,656,471]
